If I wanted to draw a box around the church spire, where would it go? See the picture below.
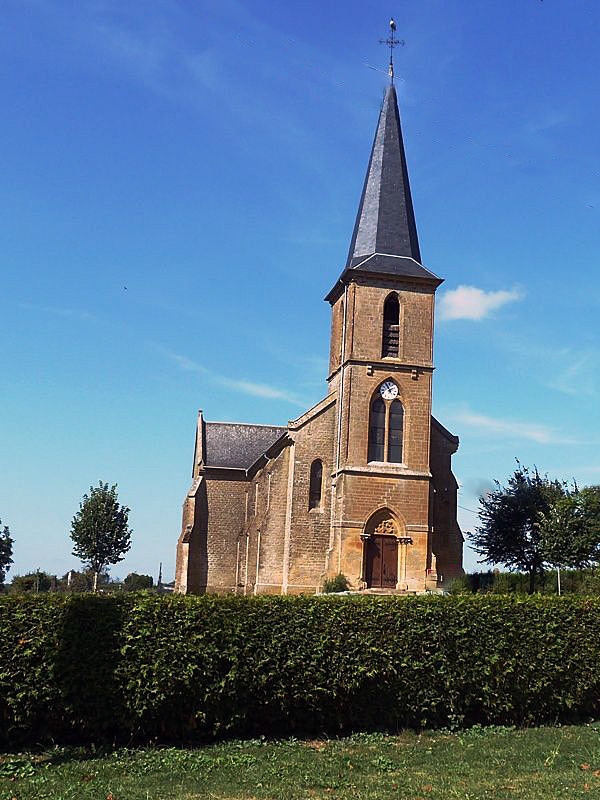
[325,52,442,302]
[346,83,422,268]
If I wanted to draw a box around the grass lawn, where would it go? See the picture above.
[2,725,600,800]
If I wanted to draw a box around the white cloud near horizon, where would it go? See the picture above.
[449,409,577,445]
[438,285,524,321]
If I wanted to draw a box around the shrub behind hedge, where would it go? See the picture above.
[1,594,599,745]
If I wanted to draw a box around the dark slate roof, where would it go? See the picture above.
[326,85,441,300]
[346,85,421,266]
[204,422,288,470]
[349,254,440,280]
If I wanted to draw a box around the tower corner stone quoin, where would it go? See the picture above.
[175,83,464,596]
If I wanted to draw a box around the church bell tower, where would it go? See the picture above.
[324,83,457,592]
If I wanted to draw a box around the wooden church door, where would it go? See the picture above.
[365,535,398,588]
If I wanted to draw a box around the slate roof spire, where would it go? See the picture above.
[326,84,441,300]
[347,84,421,266]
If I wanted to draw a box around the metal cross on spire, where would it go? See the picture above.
[379,18,404,84]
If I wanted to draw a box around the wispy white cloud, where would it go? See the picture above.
[438,285,524,321]
[19,302,96,322]
[449,409,577,445]
[92,15,222,98]
[15,0,367,200]
[161,347,305,407]
[547,352,598,397]
[222,379,294,402]
[498,335,599,398]
[168,352,207,373]
[256,340,328,391]
[525,110,572,136]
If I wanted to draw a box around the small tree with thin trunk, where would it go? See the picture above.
[70,482,132,591]
[0,519,14,588]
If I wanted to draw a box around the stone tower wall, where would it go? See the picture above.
[239,398,337,595]
[429,425,464,582]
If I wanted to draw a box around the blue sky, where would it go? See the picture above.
[1,0,599,581]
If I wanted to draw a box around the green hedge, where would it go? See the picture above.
[1,594,600,745]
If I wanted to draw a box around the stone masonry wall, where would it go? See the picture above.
[429,426,464,583]
[346,280,435,367]
[241,445,291,594]
[325,277,438,591]
[240,399,337,595]
[330,472,431,590]
[286,400,337,592]
[328,293,344,379]
[201,472,248,593]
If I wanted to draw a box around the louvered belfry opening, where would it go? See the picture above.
[382,294,400,357]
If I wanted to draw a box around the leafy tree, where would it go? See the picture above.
[446,575,472,595]
[539,485,600,570]
[58,570,91,593]
[580,568,600,595]
[56,569,109,593]
[469,464,566,593]
[70,482,132,591]
[0,520,14,588]
[123,573,153,591]
[10,570,54,594]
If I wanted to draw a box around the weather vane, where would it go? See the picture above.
[379,18,404,84]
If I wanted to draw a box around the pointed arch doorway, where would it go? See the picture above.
[362,513,399,589]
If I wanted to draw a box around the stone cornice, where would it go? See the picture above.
[333,465,431,480]
[327,359,434,384]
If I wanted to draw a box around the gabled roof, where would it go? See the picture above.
[431,416,459,446]
[326,84,441,301]
[204,422,287,470]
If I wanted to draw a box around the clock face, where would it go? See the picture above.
[379,380,399,400]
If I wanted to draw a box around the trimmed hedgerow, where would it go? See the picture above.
[1,594,600,745]
[0,594,125,744]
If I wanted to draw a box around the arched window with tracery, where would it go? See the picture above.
[367,399,386,462]
[388,400,404,463]
[309,459,323,510]
[382,294,400,357]
[367,383,404,464]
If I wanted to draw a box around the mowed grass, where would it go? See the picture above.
[2,725,600,800]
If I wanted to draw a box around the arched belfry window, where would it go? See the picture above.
[368,383,404,464]
[309,459,323,510]
[382,294,400,357]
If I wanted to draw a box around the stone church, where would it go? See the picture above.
[175,83,463,594]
